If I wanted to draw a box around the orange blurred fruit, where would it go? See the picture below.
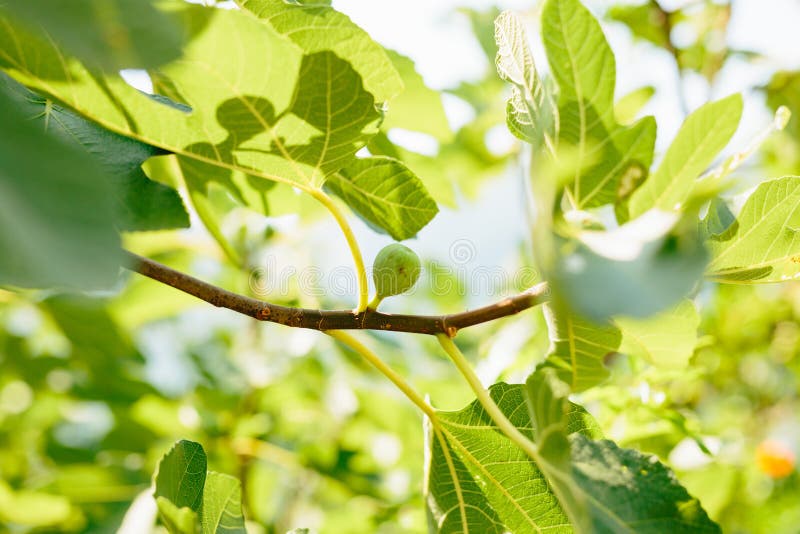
[756,440,796,479]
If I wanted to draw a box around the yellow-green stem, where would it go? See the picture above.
[171,155,243,267]
[367,294,383,311]
[327,330,478,528]
[436,334,540,462]
[188,190,243,267]
[309,189,369,312]
[326,330,436,420]
[329,330,549,528]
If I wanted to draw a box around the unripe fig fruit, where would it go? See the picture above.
[371,244,421,304]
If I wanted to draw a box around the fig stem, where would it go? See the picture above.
[367,295,383,311]
[436,334,540,463]
[328,331,436,419]
[309,188,369,312]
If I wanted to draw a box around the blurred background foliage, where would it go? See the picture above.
[2,0,800,533]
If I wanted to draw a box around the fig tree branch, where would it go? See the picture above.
[124,251,550,336]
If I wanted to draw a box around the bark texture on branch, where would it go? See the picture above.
[124,251,549,336]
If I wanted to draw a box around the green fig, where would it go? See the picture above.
[370,243,421,308]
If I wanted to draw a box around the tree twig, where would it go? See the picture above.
[123,250,549,336]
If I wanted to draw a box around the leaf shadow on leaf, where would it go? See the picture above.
[699,198,736,239]
[179,50,379,208]
[706,265,773,282]
[558,100,654,208]
[283,51,380,174]
[558,100,611,148]
[179,95,281,204]
[702,215,761,279]
[703,208,776,281]
[704,221,739,244]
